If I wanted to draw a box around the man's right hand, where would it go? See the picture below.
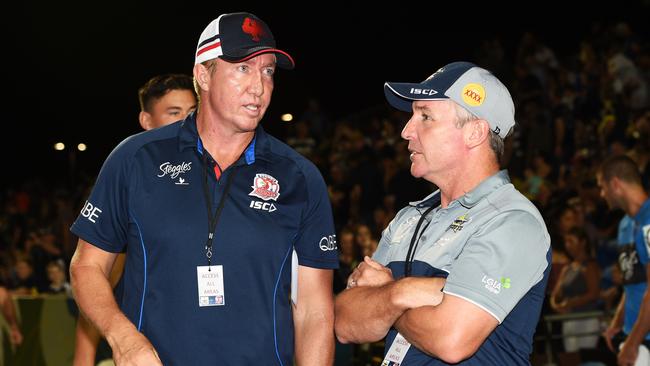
[603,325,621,352]
[347,256,394,288]
[110,329,162,366]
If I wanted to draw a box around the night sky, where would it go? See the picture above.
[3,2,648,186]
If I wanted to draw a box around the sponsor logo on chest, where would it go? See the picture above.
[157,161,192,185]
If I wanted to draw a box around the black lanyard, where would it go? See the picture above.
[404,204,435,277]
[201,153,237,268]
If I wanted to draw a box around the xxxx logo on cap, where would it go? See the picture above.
[461,83,485,107]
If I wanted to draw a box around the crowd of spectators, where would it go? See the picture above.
[0,20,648,365]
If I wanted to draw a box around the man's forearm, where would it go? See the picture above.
[335,281,406,344]
[626,289,650,346]
[294,309,334,365]
[70,261,136,346]
[394,293,498,364]
[335,276,445,344]
[610,294,626,330]
[74,316,101,366]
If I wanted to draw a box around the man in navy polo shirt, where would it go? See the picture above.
[69,12,338,365]
[73,73,198,366]
[335,62,550,365]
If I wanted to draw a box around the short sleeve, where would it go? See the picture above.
[443,211,550,323]
[70,139,134,253]
[372,229,392,266]
[293,164,338,269]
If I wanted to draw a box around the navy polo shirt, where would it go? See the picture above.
[71,114,338,365]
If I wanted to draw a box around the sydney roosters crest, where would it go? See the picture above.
[249,173,280,201]
[242,17,266,42]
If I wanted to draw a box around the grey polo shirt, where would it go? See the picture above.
[373,170,551,365]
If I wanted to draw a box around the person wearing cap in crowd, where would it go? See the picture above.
[335,62,551,365]
[72,73,198,366]
[598,155,650,366]
[69,12,337,365]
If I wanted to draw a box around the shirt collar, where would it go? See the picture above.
[408,170,511,209]
[457,170,511,208]
[177,112,273,164]
[409,191,442,209]
[635,198,650,220]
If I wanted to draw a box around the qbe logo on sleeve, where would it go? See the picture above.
[319,235,337,251]
[80,201,102,223]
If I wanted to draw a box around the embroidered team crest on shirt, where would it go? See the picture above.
[449,214,470,233]
[249,173,280,201]
[434,213,470,247]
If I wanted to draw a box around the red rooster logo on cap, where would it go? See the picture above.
[242,17,265,42]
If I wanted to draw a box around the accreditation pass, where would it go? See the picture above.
[197,265,225,307]
[381,332,411,365]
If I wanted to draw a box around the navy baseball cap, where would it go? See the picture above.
[384,62,515,138]
[195,12,295,69]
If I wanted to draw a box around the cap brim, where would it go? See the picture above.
[221,48,295,70]
[384,82,448,112]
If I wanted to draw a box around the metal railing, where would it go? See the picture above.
[535,310,608,366]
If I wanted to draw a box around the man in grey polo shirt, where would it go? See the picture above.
[335,61,551,365]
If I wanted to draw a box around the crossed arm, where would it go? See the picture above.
[334,256,497,363]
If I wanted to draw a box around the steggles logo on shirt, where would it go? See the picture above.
[157,161,192,180]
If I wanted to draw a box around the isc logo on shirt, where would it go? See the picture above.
[250,200,277,212]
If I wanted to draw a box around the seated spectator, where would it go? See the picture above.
[10,257,38,295]
[354,224,378,258]
[42,259,71,296]
[550,226,602,354]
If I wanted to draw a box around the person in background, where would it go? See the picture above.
[598,155,650,366]
[10,257,38,296]
[137,73,197,130]
[43,259,72,296]
[550,226,601,355]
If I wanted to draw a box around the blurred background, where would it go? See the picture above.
[0,1,649,365]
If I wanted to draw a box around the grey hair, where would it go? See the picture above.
[193,60,219,102]
[452,101,505,163]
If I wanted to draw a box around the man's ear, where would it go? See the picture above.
[465,119,490,148]
[193,63,211,92]
[610,176,624,194]
[139,111,152,131]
